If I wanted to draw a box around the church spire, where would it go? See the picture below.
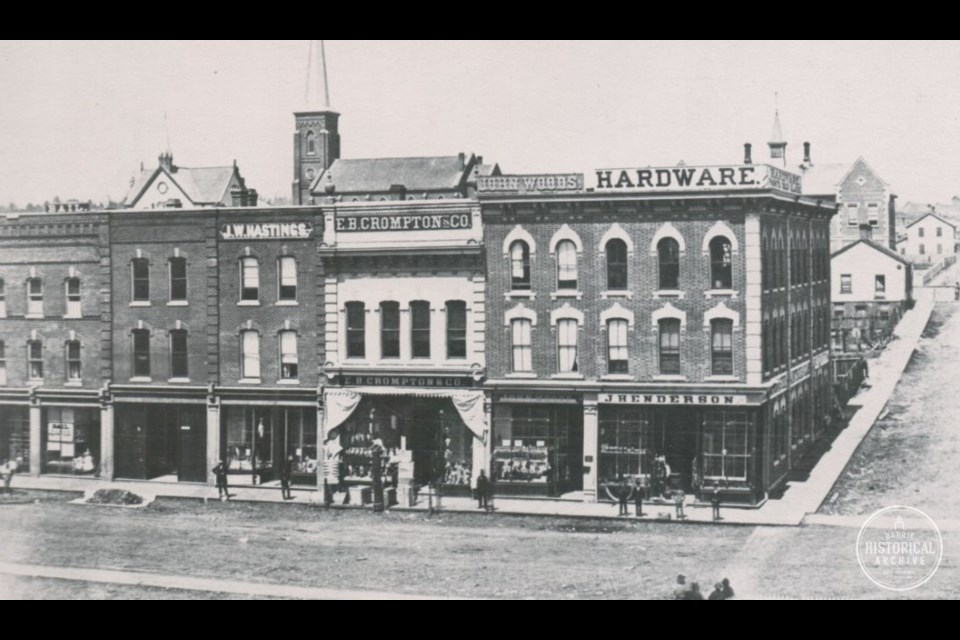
[305,40,333,111]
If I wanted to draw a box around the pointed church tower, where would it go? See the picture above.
[768,109,787,167]
[293,40,341,204]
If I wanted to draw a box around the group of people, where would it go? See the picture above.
[211,454,297,502]
[672,574,735,600]
[614,476,724,522]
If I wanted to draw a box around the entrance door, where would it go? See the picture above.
[115,410,147,480]
[178,407,207,482]
[656,409,698,492]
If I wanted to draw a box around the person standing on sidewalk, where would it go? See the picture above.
[213,460,229,501]
[475,469,489,511]
[618,476,630,516]
[633,477,645,517]
[710,482,722,522]
[280,455,294,500]
[673,488,685,520]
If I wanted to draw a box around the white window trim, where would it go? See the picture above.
[703,302,741,328]
[650,222,686,255]
[64,278,82,318]
[277,256,298,303]
[600,302,635,329]
[651,302,686,330]
[502,225,536,256]
[550,303,584,325]
[548,223,583,254]
[598,223,634,254]
[701,221,739,255]
[168,257,188,304]
[130,259,150,303]
[504,303,537,327]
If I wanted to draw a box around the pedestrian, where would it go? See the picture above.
[673,488,685,520]
[280,455,294,500]
[685,582,705,600]
[721,577,735,599]
[1,458,17,495]
[634,478,645,517]
[213,459,229,501]
[476,469,489,511]
[710,482,722,522]
[618,476,629,516]
[672,574,688,600]
[484,468,495,512]
[708,582,725,600]
[0,460,8,495]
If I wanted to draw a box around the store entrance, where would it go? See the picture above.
[651,408,699,496]
[115,404,207,482]
[0,407,30,473]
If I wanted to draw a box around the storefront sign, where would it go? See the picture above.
[598,393,749,405]
[593,164,802,195]
[335,212,472,232]
[334,374,476,388]
[220,222,313,240]
[495,392,580,405]
[477,174,584,194]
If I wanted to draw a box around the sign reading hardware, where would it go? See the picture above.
[336,374,475,388]
[477,174,584,193]
[599,393,748,405]
[335,212,472,232]
[594,164,802,195]
[220,222,313,240]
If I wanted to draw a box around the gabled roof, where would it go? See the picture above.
[310,155,475,195]
[906,211,956,230]
[831,238,911,266]
[123,162,239,207]
[800,163,850,196]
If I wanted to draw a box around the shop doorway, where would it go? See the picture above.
[222,406,317,486]
[0,407,30,473]
[651,408,699,494]
[115,404,207,482]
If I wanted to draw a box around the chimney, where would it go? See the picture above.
[230,187,244,207]
[743,143,753,165]
[803,142,811,166]
[389,184,407,201]
[247,189,258,207]
[158,151,173,172]
[458,152,466,170]
[859,224,873,241]
[476,155,483,166]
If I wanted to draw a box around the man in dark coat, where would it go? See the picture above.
[617,476,629,516]
[280,455,294,500]
[476,469,489,511]
[710,482,722,522]
[633,478,646,517]
[721,577,735,599]
[213,460,229,501]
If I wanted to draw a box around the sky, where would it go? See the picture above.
[2,40,960,206]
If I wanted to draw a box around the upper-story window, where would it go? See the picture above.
[240,330,260,380]
[131,259,150,302]
[606,239,628,290]
[875,275,886,297]
[867,203,880,227]
[918,227,925,238]
[846,203,859,227]
[26,278,43,316]
[446,301,467,359]
[240,257,259,301]
[345,302,366,359]
[509,240,531,291]
[711,319,734,376]
[169,258,188,302]
[132,329,151,378]
[279,330,298,380]
[511,318,532,373]
[27,340,43,380]
[65,278,81,317]
[0,340,6,385]
[170,329,189,379]
[658,238,680,290]
[380,302,400,359]
[556,240,578,290]
[607,319,629,374]
[556,318,579,373]
[305,130,316,155]
[658,319,681,375]
[840,274,852,294]
[709,237,733,290]
[411,301,431,359]
[278,256,297,301]
[0,278,7,317]
[66,340,81,381]
[936,226,943,238]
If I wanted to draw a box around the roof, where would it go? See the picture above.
[123,162,238,207]
[800,163,850,196]
[906,211,957,230]
[769,110,785,144]
[310,155,474,194]
[475,163,501,178]
[831,238,911,266]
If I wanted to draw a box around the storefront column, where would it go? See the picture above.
[206,394,220,485]
[29,401,41,477]
[582,394,599,502]
[99,401,114,480]
[472,395,492,481]
[316,401,325,488]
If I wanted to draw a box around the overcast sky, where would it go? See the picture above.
[2,40,959,206]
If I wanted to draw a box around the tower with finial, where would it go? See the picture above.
[293,40,341,205]
[768,93,787,167]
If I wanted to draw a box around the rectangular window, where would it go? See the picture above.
[840,274,852,294]
[867,203,879,227]
[511,319,532,372]
[27,340,43,380]
[711,319,734,376]
[169,258,187,302]
[380,302,400,359]
[557,318,579,373]
[240,257,259,301]
[658,319,681,375]
[241,330,260,379]
[411,301,430,359]
[920,243,926,255]
[279,330,298,380]
[170,330,188,379]
[278,256,297,301]
[919,227,925,238]
[0,340,6,385]
[607,319,629,374]
[65,278,81,317]
[446,301,467,360]
[132,329,150,378]
[345,302,366,359]
[937,227,943,237]
[846,203,859,226]
[0,278,5,317]
[27,278,43,316]
[66,340,81,381]
[131,259,150,302]
[875,275,886,297]
[938,244,943,255]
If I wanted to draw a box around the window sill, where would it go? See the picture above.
[653,289,685,299]
[276,379,301,385]
[129,301,152,307]
[551,373,584,380]
[600,374,634,381]
[550,291,583,301]
[652,375,687,382]
[705,290,738,299]
[505,291,535,300]
[276,300,299,306]
[505,372,537,379]
[238,379,262,384]
[63,314,83,320]
[129,377,152,383]
[25,314,45,320]
[168,378,191,384]
[64,380,83,387]
[27,379,44,386]
[704,375,739,382]
[237,300,261,307]
[167,300,189,307]
[601,290,632,300]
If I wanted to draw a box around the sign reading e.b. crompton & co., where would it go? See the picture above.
[594,164,802,195]
[599,393,749,405]
[477,174,584,194]
[335,212,473,232]
[220,222,314,240]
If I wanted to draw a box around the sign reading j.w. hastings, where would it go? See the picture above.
[221,222,314,240]
[593,164,802,195]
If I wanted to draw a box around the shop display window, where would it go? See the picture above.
[281,409,317,476]
[492,404,581,492]
[0,409,30,473]
[42,407,99,475]
[702,411,750,481]
[599,407,650,486]
[225,407,273,473]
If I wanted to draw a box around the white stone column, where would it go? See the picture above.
[99,401,114,480]
[582,393,599,502]
[745,213,763,385]
[316,400,325,489]
[29,401,41,477]
[206,395,220,485]
[472,393,492,482]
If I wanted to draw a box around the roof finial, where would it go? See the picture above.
[305,40,332,110]
[163,110,172,155]
[769,94,784,144]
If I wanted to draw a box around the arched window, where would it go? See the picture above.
[26,277,43,316]
[240,257,259,301]
[345,302,366,359]
[509,240,530,290]
[278,256,297,301]
[131,259,149,302]
[65,340,81,381]
[279,330,298,380]
[379,302,400,359]
[658,319,681,375]
[711,319,734,376]
[556,240,578,290]
[607,319,629,374]
[169,257,187,302]
[658,238,680,290]
[709,236,733,289]
[511,318,532,372]
[170,329,189,379]
[65,277,81,317]
[0,340,6,385]
[240,330,260,379]
[132,329,150,378]
[606,239,628,290]
[305,131,316,155]
[556,318,579,373]
[27,339,43,380]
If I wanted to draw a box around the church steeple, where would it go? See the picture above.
[768,103,787,167]
[293,40,341,205]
